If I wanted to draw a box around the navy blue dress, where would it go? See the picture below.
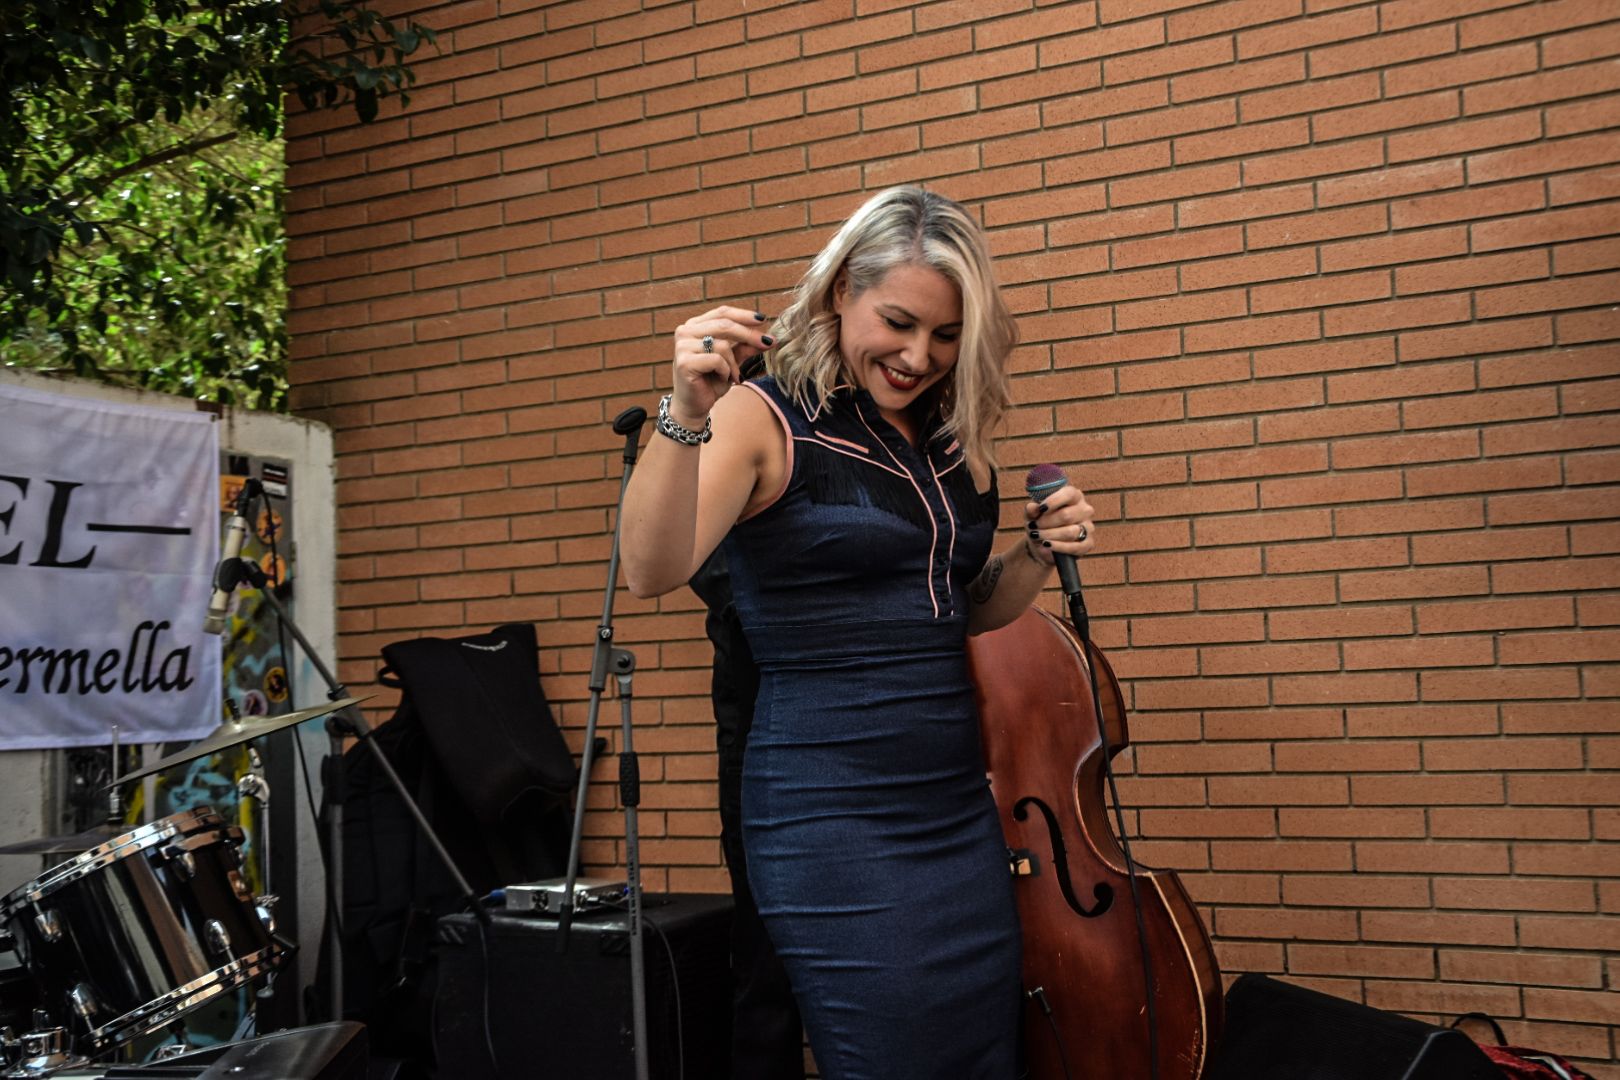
[722,377,1021,1079]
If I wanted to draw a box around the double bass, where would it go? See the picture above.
[967,601,1224,1079]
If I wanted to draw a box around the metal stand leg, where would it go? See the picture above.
[616,670,648,1080]
[324,726,344,1021]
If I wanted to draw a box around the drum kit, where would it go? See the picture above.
[0,699,359,1078]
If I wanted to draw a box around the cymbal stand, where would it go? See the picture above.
[207,490,489,1024]
[238,743,271,899]
[237,740,275,1001]
[555,406,650,1080]
[106,724,122,829]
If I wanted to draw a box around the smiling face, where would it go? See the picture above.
[833,262,963,441]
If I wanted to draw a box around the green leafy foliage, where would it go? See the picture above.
[0,1,435,409]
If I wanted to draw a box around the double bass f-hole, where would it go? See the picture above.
[1013,796,1113,918]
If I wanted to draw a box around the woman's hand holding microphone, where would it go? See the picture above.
[1022,479,1096,568]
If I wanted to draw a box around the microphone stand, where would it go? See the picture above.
[207,486,490,1026]
[237,740,276,1001]
[555,406,650,1080]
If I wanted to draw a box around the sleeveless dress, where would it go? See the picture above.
[721,376,1021,1079]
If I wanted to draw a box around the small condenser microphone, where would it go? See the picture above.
[203,487,252,635]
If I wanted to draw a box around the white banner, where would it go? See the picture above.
[0,385,220,749]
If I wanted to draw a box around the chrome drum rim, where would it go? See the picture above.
[0,809,226,914]
[83,942,285,1052]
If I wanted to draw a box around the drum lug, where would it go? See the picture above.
[68,983,99,1024]
[31,910,61,944]
[227,869,252,903]
[160,842,190,874]
[255,895,278,936]
[205,919,232,960]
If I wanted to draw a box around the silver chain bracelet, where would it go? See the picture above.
[655,393,712,445]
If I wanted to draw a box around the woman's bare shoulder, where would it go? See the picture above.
[710,379,783,459]
[701,380,790,522]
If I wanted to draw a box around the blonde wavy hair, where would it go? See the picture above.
[766,186,1017,468]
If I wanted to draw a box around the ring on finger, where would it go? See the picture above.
[701,335,715,353]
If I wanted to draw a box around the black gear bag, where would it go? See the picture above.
[326,623,576,1067]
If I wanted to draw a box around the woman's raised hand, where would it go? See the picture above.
[670,306,774,426]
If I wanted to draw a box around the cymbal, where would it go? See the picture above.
[0,823,125,856]
[113,696,370,786]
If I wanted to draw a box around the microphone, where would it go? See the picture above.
[1025,463,1090,642]
[204,483,254,635]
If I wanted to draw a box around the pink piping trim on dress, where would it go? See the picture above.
[798,383,858,424]
[794,437,910,477]
[855,407,942,620]
[814,431,871,454]
[737,382,795,524]
[929,461,959,617]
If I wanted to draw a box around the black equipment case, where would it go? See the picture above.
[431,894,733,1079]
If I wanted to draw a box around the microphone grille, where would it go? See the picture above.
[1025,463,1066,497]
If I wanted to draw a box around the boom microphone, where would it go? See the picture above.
[203,484,253,635]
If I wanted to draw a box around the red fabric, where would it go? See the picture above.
[1479,1043,1596,1080]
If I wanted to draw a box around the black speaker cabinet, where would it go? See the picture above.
[431,894,733,1080]
[1207,974,1501,1080]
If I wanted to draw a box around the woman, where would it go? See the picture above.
[623,186,1096,1078]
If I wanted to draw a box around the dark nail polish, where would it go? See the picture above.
[1036,502,1048,514]
[755,312,766,321]
[1042,541,1052,548]
[762,335,774,346]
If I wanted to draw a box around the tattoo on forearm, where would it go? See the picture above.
[969,555,1004,604]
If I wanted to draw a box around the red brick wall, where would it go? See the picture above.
[285,0,1620,1070]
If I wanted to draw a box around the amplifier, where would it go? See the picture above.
[432,893,733,1080]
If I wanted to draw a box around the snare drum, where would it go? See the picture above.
[0,808,285,1055]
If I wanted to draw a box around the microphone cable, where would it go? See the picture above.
[603,894,685,1080]
[1027,464,1162,1080]
[476,909,502,1076]
[1028,985,1074,1080]
[1086,633,1162,1080]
